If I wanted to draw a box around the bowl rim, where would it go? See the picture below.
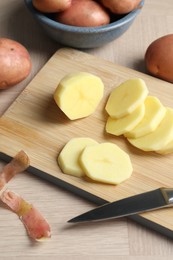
[24,0,144,33]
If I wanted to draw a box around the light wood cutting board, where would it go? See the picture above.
[1,48,173,238]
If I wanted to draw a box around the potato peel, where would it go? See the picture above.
[0,150,51,241]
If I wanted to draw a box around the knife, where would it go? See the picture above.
[68,187,173,223]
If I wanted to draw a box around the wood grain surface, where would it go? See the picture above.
[1,47,173,232]
[0,0,173,258]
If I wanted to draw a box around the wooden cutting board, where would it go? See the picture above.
[1,48,173,238]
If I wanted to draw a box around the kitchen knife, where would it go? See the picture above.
[68,187,173,223]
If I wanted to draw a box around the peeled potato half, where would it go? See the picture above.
[54,72,104,120]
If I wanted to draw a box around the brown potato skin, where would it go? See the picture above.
[100,0,141,14]
[32,0,72,13]
[55,0,110,27]
[0,38,32,90]
[145,34,173,83]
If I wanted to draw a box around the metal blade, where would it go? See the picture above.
[68,188,172,223]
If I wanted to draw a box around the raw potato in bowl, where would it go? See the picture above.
[55,0,110,27]
[25,0,144,47]
[100,0,142,14]
[32,0,72,13]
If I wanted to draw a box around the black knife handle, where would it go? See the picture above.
[160,188,173,205]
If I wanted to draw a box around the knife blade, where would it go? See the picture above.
[68,187,173,223]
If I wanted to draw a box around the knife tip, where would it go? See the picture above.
[67,215,88,223]
[67,219,75,223]
[67,217,81,223]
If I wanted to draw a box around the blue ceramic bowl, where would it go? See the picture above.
[24,0,144,49]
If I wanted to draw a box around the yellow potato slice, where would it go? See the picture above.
[157,140,173,154]
[106,103,145,136]
[105,78,148,118]
[125,96,166,138]
[58,137,98,177]
[80,143,133,185]
[127,108,173,151]
[54,72,104,120]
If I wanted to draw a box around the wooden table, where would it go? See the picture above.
[0,0,173,258]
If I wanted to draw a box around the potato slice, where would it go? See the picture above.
[58,137,98,177]
[157,140,173,154]
[80,143,133,185]
[106,103,145,136]
[54,72,104,120]
[105,78,148,118]
[125,96,166,138]
[127,108,173,151]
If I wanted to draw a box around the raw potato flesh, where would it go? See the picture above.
[127,108,173,151]
[54,72,104,120]
[125,96,166,138]
[80,143,133,185]
[105,78,148,118]
[58,137,98,177]
[157,140,173,154]
[106,103,145,136]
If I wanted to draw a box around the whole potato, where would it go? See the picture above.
[55,0,110,27]
[145,34,173,83]
[32,0,72,13]
[0,38,32,90]
[100,0,141,14]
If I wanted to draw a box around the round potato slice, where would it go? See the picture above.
[105,78,148,118]
[127,108,173,151]
[157,140,173,155]
[58,137,98,177]
[80,142,133,185]
[125,96,166,138]
[106,103,145,136]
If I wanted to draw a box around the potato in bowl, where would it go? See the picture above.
[24,0,144,49]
